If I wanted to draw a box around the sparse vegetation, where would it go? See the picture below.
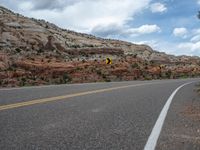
[70,44,81,48]
[62,73,72,83]
[15,48,21,53]
[37,49,44,53]
[132,63,139,69]
[20,77,26,86]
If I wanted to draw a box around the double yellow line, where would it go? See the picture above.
[0,82,154,111]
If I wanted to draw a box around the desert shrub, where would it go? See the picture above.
[40,76,45,80]
[19,77,26,86]
[131,63,139,68]
[85,54,89,57]
[30,57,35,61]
[96,70,102,75]
[144,62,148,66]
[37,49,44,53]
[102,74,106,79]
[63,73,72,83]
[105,78,111,82]
[150,60,155,64]
[71,44,81,48]
[133,54,137,58]
[88,44,94,47]
[144,76,152,80]
[7,65,15,71]
[15,48,21,53]
[166,70,172,78]
[76,67,81,71]
[111,65,115,69]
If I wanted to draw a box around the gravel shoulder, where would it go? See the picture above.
[157,82,200,150]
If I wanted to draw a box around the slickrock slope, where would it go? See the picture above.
[0,6,200,87]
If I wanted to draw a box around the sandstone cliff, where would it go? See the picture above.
[0,6,200,87]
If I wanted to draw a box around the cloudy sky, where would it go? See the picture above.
[1,0,200,56]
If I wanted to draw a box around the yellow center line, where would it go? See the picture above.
[0,82,156,111]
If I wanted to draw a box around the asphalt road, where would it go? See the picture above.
[0,79,199,150]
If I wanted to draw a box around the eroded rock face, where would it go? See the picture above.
[0,53,9,70]
[0,6,200,87]
[0,6,168,61]
[44,36,56,51]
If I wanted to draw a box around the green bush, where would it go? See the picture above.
[133,54,137,58]
[15,48,21,53]
[166,70,172,78]
[37,49,44,53]
[96,70,102,75]
[131,63,139,68]
[105,78,111,82]
[63,73,72,83]
[20,77,26,86]
[71,44,81,48]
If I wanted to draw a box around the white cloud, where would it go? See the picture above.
[173,27,188,38]
[193,28,200,34]
[18,2,33,10]
[8,0,151,33]
[190,28,200,42]
[197,0,200,5]
[134,40,159,49]
[191,35,200,42]
[150,3,167,13]
[91,24,161,37]
[126,24,161,35]
[178,41,200,52]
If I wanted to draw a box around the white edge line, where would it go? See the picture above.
[144,81,195,150]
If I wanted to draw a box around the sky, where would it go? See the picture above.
[0,0,200,56]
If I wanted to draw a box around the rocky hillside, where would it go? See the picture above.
[0,6,200,87]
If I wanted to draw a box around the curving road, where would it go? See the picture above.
[0,78,199,150]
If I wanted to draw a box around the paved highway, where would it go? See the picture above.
[0,79,199,150]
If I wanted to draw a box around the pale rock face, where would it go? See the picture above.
[5,22,21,28]
[2,32,18,42]
[44,36,56,50]
[0,6,199,64]
[0,6,169,62]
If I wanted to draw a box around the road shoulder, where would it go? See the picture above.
[157,82,200,150]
